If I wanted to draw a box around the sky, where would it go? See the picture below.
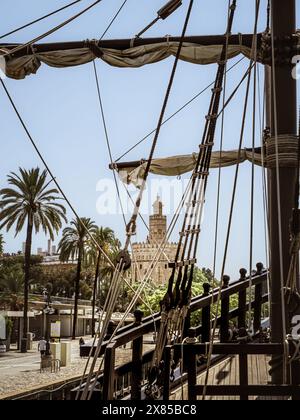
[0,0,299,280]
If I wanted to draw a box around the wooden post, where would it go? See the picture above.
[238,269,247,330]
[220,276,230,343]
[187,346,197,401]
[290,339,300,400]
[253,264,264,333]
[269,0,297,385]
[163,345,172,401]
[183,309,191,339]
[131,310,143,400]
[103,342,116,400]
[201,283,211,343]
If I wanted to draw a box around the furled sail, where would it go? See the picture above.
[116,148,264,187]
[1,41,255,80]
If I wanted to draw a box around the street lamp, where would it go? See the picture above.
[42,288,55,356]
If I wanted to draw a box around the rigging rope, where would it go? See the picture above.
[93,60,128,228]
[248,34,259,334]
[78,0,174,392]
[80,0,196,400]
[0,75,158,403]
[99,0,129,39]
[0,74,162,400]
[258,65,271,320]
[79,168,196,399]
[0,75,162,401]
[74,0,146,398]
[1,0,104,58]
[202,0,261,400]
[0,0,83,40]
[0,79,115,270]
[144,0,238,400]
[213,0,230,281]
[266,0,271,33]
[115,57,246,163]
[124,0,195,251]
[94,0,166,261]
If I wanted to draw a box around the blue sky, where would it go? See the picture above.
[0,0,299,279]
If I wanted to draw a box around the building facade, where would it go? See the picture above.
[131,197,178,286]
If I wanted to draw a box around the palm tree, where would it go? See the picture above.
[88,227,115,336]
[58,217,96,339]
[0,234,4,256]
[100,238,121,279]
[0,168,67,352]
[99,238,121,308]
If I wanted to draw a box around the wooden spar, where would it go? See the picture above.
[109,161,145,170]
[0,33,260,56]
[269,0,297,384]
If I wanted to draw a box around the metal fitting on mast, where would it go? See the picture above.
[135,0,182,39]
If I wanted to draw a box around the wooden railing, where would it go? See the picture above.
[75,264,269,400]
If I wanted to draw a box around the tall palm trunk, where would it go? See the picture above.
[92,251,101,337]
[21,217,33,353]
[72,247,82,340]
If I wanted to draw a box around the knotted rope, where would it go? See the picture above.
[266,135,299,168]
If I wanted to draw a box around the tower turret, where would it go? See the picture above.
[148,196,167,244]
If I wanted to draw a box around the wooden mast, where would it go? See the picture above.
[269,0,297,384]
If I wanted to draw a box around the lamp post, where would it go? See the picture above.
[42,288,55,356]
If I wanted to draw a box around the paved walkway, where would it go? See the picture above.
[0,339,81,374]
[0,337,154,399]
[0,338,87,399]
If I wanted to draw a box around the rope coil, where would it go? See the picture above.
[266,135,300,168]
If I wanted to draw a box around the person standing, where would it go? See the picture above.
[38,337,47,357]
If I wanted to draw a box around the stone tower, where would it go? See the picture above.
[148,196,167,244]
[131,196,178,286]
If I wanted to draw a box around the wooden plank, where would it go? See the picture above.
[184,355,284,401]
[175,343,283,356]
[194,385,300,396]
[239,355,249,400]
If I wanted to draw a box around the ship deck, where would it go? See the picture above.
[170,355,273,401]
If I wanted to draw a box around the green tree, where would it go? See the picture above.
[0,255,43,268]
[87,227,115,336]
[0,234,4,256]
[58,217,96,339]
[0,264,24,310]
[138,267,215,325]
[0,168,67,352]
